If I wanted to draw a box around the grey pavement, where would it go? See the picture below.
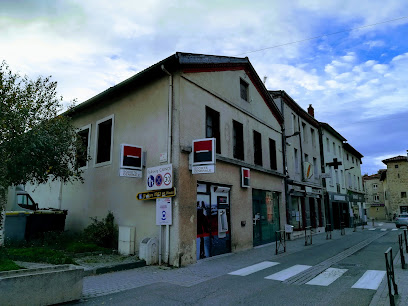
[80,221,408,305]
[370,226,408,306]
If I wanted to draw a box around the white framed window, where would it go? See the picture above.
[326,138,330,152]
[77,124,91,169]
[333,142,336,155]
[373,183,378,189]
[94,114,114,167]
[374,194,379,202]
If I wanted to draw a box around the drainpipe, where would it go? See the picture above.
[161,65,173,265]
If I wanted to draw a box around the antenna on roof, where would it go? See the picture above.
[263,76,267,84]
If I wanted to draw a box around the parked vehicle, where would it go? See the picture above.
[395,213,408,228]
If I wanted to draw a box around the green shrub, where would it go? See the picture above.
[83,211,118,249]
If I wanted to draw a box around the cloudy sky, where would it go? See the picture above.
[1,0,408,175]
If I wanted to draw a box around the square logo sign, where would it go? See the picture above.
[120,144,142,170]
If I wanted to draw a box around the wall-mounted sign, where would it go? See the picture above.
[241,167,250,188]
[192,138,215,165]
[192,165,215,174]
[146,164,172,190]
[304,162,313,179]
[137,187,176,201]
[119,169,142,178]
[156,198,172,225]
[120,144,143,170]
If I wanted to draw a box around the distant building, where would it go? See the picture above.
[363,170,386,220]
[382,156,408,216]
[271,91,324,235]
[319,123,349,229]
[343,143,365,225]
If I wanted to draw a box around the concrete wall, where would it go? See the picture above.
[0,265,83,305]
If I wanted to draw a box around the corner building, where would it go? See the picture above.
[22,53,286,266]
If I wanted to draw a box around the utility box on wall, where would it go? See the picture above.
[118,226,136,255]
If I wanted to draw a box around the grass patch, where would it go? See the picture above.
[64,241,107,253]
[6,247,76,265]
[0,248,23,271]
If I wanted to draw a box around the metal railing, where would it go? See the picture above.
[385,247,398,306]
[325,223,332,240]
[340,222,346,236]
[305,226,313,246]
[275,230,286,255]
[398,233,406,269]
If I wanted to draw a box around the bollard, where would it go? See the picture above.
[341,222,345,236]
[353,220,357,232]
[404,229,408,253]
[372,218,375,227]
[275,230,286,255]
[399,234,406,269]
[385,247,398,306]
[326,223,332,240]
[305,226,312,246]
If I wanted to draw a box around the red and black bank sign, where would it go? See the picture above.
[192,138,215,165]
[120,144,143,170]
[241,167,250,188]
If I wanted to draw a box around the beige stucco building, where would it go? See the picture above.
[363,171,386,220]
[14,53,287,266]
[382,156,408,216]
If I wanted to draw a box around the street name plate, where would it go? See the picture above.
[137,187,176,201]
[192,165,215,174]
[119,169,142,178]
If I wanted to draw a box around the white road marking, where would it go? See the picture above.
[352,270,386,290]
[380,228,387,231]
[392,229,398,231]
[265,265,311,281]
[378,223,384,226]
[228,261,279,276]
[369,228,376,231]
[306,268,348,286]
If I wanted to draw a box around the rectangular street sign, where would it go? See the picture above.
[146,164,173,190]
[137,187,176,201]
[192,165,215,174]
[119,169,142,178]
[156,198,172,225]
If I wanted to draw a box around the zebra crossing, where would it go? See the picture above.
[228,261,386,290]
[368,227,399,231]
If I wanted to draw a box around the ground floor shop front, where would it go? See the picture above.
[286,184,324,233]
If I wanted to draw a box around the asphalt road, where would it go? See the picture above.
[73,223,400,306]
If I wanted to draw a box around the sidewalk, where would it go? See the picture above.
[80,225,366,299]
[370,231,408,306]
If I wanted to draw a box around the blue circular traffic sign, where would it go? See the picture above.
[155,174,163,186]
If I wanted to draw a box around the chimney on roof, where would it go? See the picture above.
[308,104,314,117]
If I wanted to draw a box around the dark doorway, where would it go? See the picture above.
[253,190,280,246]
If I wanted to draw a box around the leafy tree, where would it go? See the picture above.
[0,61,85,246]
